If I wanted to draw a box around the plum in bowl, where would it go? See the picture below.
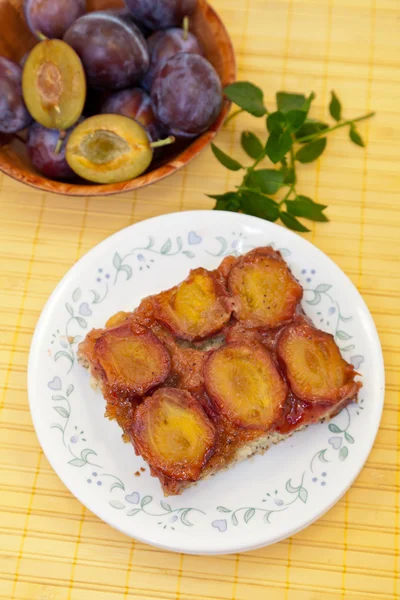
[0,0,235,196]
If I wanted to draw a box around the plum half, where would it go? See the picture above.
[66,114,173,183]
[228,248,303,328]
[277,321,361,404]
[131,388,215,481]
[154,267,231,341]
[101,88,160,142]
[204,342,287,430]
[22,39,86,130]
[0,57,32,134]
[93,322,170,396]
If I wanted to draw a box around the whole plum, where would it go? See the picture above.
[125,0,197,31]
[151,53,222,138]
[64,11,149,90]
[141,27,203,92]
[0,57,32,134]
[27,121,82,180]
[101,88,160,141]
[24,0,86,40]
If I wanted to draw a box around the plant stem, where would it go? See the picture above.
[182,15,189,40]
[224,108,244,126]
[150,136,175,148]
[279,185,294,207]
[296,111,375,144]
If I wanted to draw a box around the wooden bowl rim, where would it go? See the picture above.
[0,0,236,197]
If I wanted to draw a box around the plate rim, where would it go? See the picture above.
[27,210,385,555]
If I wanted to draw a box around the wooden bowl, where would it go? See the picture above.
[0,0,236,196]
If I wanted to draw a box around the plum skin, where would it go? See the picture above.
[24,0,86,40]
[27,121,81,180]
[151,53,222,138]
[64,11,149,90]
[0,57,32,134]
[101,88,160,142]
[125,0,197,31]
[142,28,203,92]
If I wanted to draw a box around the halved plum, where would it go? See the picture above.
[228,249,302,328]
[154,268,231,341]
[66,114,173,183]
[94,322,170,396]
[22,39,86,130]
[277,321,361,404]
[131,388,215,481]
[204,342,287,430]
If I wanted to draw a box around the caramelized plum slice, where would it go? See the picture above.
[94,322,170,396]
[228,251,302,328]
[22,40,86,130]
[154,268,231,340]
[277,321,361,403]
[204,343,287,430]
[131,388,215,481]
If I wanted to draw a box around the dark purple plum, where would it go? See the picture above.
[0,57,32,134]
[101,88,160,141]
[125,0,197,31]
[24,0,86,40]
[27,120,82,180]
[64,11,149,90]
[141,27,203,91]
[151,53,222,138]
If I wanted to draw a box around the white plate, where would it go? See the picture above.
[28,211,384,555]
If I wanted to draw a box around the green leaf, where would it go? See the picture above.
[75,317,87,328]
[211,144,243,171]
[209,191,241,212]
[298,487,308,503]
[246,169,285,194]
[160,238,172,254]
[286,109,307,133]
[301,91,316,115]
[265,131,293,164]
[276,92,307,113]
[51,423,64,434]
[110,480,125,492]
[316,284,332,292]
[72,288,82,303]
[141,495,152,508]
[241,131,264,159]
[66,302,74,316]
[217,506,231,513]
[306,291,321,306]
[182,250,195,258]
[328,423,342,433]
[263,511,273,524]
[113,252,122,270]
[295,138,327,163]
[344,432,355,444]
[176,236,183,251]
[241,191,280,222]
[267,111,286,134]
[52,395,65,401]
[280,165,296,185]
[161,501,172,512]
[127,508,141,516]
[280,211,310,232]
[231,513,239,526]
[286,479,300,494]
[244,508,256,523]
[339,446,349,461]
[295,119,329,141]
[109,500,125,509]
[336,330,352,341]
[68,458,86,467]
[180,508,194,526]
[66,384,74,397]
[54,406,69,418]
[286,195,329,222]
[224,82,267,117]
[91,289,101,304]
[329,91,342,121]
[317,449,330,464]
[54,350,73,365]
[349,124,365,147]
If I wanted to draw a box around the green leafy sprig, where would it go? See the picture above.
[209,83,375,232]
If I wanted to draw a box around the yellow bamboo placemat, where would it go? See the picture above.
[1,0,399,598]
